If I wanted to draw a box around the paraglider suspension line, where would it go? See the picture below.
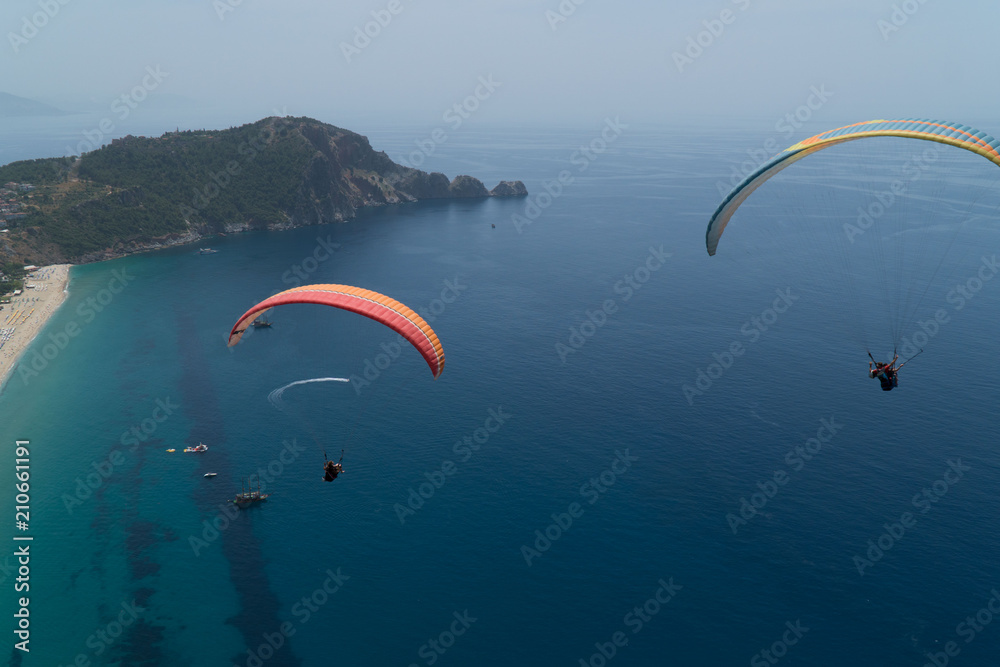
[898,348,923,370]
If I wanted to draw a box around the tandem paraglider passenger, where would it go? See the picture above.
[868,352,918,391]
[869,356,899,391]
[323,451,345,482]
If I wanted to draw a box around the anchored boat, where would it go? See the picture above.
[233,474,268,508]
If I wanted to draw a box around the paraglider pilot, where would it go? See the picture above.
[868,352,915,391]
[323,450,344,482]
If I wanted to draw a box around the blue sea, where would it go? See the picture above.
[3,113,1000,666]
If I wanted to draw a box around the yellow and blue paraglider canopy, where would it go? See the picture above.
[706,119,1000,255]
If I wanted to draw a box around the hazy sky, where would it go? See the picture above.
[1,0,997,130]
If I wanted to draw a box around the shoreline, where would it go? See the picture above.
[0,264,72,390]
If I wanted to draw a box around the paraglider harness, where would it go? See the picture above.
[868,349,920,391]
[323,450,344,482]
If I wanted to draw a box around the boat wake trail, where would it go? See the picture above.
[268,377,350,408]
[749,410,781,429]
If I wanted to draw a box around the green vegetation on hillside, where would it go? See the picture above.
[0,116,519,265]
[0,158,69,185]
[0,118,330,261]
[0,262,26,296]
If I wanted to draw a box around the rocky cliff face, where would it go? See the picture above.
[259,117,525,228]
[489,181,529,197]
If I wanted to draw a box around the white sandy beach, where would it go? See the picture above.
[0,264,72,389]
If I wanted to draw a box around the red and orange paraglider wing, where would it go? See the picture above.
[228,284,445,378]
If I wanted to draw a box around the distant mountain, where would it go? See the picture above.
[0,116,528,264]
[0,92,70,118]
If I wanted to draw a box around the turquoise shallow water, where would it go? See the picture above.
[2,122,1000,666]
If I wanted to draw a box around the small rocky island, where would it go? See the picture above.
[0,116,527,264]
